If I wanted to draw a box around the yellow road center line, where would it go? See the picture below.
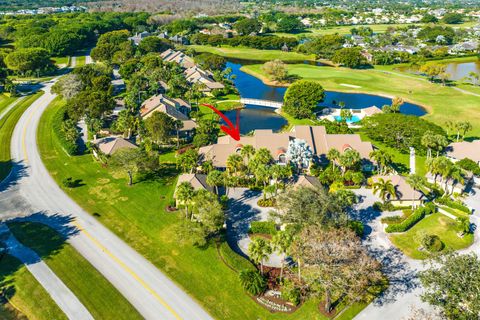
[22,95,44,163]
[73,221,182,320]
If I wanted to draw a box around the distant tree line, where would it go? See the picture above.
[190,34,298,50]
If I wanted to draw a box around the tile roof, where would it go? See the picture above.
[199,125,374,168]
[446,140,480,163]
[372,175,424,201]
[94,136,137,156]
[176,173,214,193]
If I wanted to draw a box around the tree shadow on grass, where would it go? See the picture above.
[6,212,79,261]
[0,161,29,192]
[135,164,178,185]
[0,212,79,317]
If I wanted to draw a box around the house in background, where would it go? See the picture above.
[129,31,151,45]
[199,125,374,170]
[445,140,480,165]
[160,49,196,69]
[140,94,197,138]
[294,175,322,189]
[175,173,214,205]
[184,66,225,92]
[93,136,138,158]
[372,175,425,207]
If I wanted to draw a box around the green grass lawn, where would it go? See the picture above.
[189,45,316,62]
[75,56,86,67]
[7,221,143,320]
[242,63,480,138]
[357,132,426,175]
[36,98,378,319]
[390,213,474,259]
[51,56,70,67]
[437,205,469,218]
[0,254,66,320]
[270,21,478,38]
[0,94,18,115]
[0,92,43,181]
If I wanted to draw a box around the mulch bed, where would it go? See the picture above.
[317,300,340,318]
[249,233,273,240]
[248,291,299,314]
[165,206,178,212]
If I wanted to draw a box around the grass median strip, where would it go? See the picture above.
[0,95,18,115]
[7,221,143,320]
[0,253,67,320]
[0,92,43,181]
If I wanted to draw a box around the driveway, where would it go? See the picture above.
[226,188,283,267]
[351,188,432,320]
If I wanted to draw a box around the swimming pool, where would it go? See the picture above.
[333,115,362,123]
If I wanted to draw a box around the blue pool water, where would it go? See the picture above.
[333,115,362,123]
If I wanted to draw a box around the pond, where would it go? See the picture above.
[223,61,427,134]
[397,60,480,81]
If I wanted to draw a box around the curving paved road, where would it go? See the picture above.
[0,80,213,319]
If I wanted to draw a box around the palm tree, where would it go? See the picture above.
[248,238,272,275]
[327,148,340,172]
[254,164,271,190]
[372,178,397,204]
[444,120,455,138]
[434,134,448,158]
[447,165,464,195]
[240,145,255,165]
[406,174,426,209]
[206,170,223,194]
[458,121,472,141]
[457,216,470,236]
[175,182,195,219]
[369,149,392,174]
[455,121,472,141]
[226,153,244,175]
[339,149,361,175]
[271,231,292,281]
[421,132,436,159]
[468,71,479,86]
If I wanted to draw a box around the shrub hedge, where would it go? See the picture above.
[436,197,470,213]
[249,221,277,235]
[385,205,435,233]
[52,105,78,155]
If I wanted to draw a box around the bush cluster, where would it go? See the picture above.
[280,279,301,305]
[249,221,277,235]
[190,34,299,50]
[385,205,435,233]
[53,105,79,155]
[423,234,444,252]
[436,197,470,213]
[257,198,276,207]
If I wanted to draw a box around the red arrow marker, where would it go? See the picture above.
[201,103,240,141]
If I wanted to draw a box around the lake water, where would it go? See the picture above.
[398,60,480,81]
[223,61,426,134]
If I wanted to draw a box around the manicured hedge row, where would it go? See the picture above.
[385,204,435,233]
[436,197,470,213]
[249,221,277,235]
[52,104,78,155]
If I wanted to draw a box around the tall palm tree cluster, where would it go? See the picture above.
[320,148,364,185]
[426,156,464,195]
[221,146,293,196]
